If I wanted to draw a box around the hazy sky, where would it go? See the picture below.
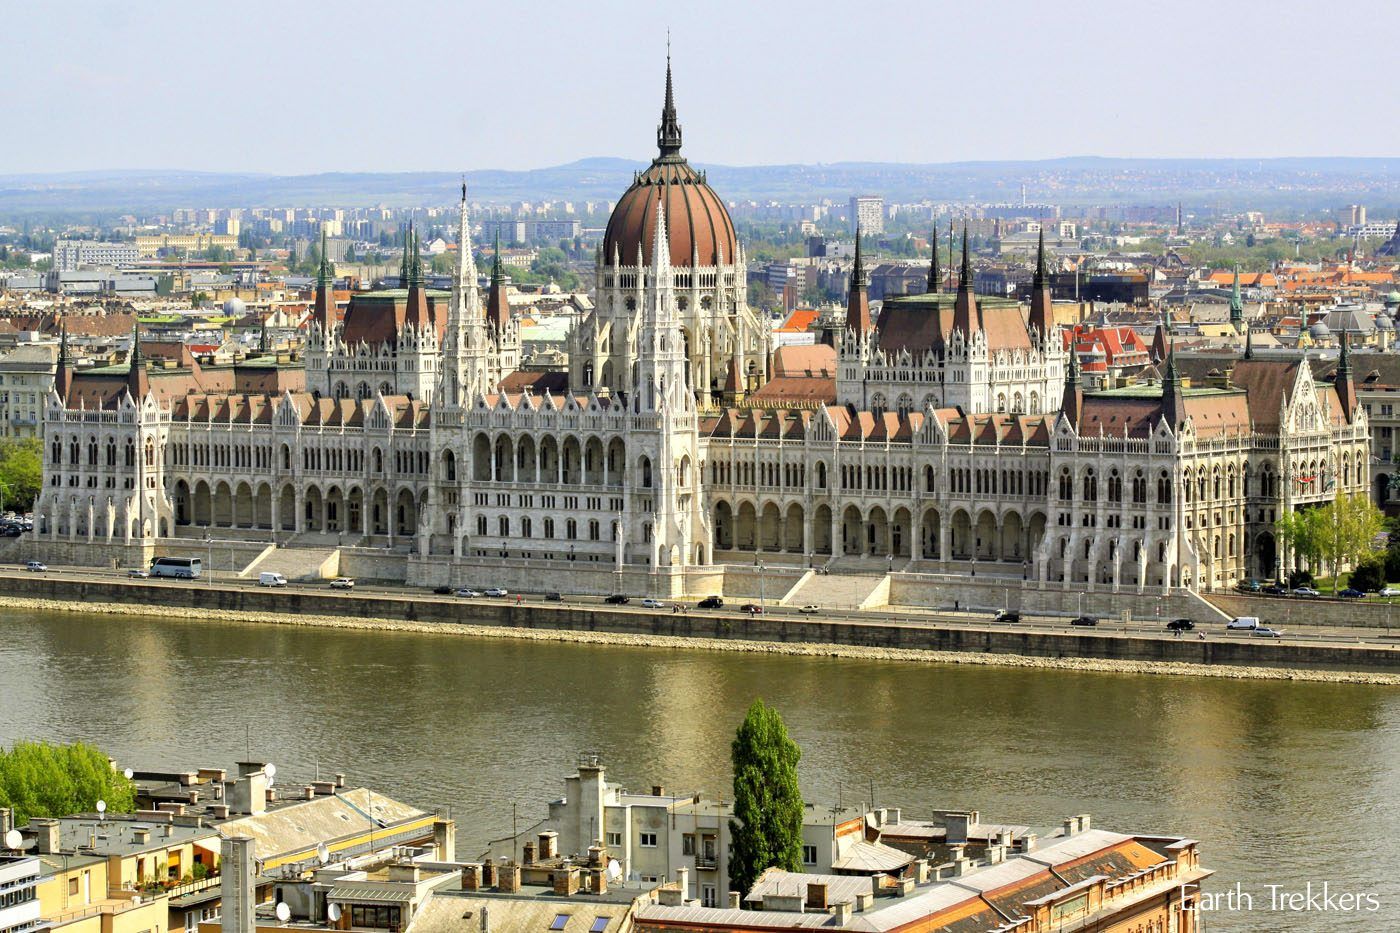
[5,0,1396,175]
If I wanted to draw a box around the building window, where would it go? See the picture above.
[682,834,695,856]
[639,833,657,847]
[802,845,818,865]
[606,832,622,847]
[702,885,717,908]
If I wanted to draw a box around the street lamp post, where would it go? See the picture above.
[204,535,213,587]
[756,558,766,613]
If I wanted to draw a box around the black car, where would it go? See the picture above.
[698,595,724,609]
[993,609,1021,623]
[1166,618,1195,632]
[1262,583,1288,596]
[739,603,764,614]
[432,585,453,595]
[604,594,630,605]
[1339,587,1366,599]
[544,592,563,602]
[1071,615,1099,627]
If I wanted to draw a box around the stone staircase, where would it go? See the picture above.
[240,545,341,582]
[782,570,890,610]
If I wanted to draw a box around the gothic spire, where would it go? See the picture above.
[487,229,509,330]
[1034,225,1047,285]
[852,227,868,287]
[317,227,329,289]
[453,181,479,316]
[398,224,410,288]
[1243,326,1254,360]
[952,224,979,336]
[927,225,940,293]
[1028,225,1054,341]
[656,43,683,160]
[409,224,422,287]
[1162,339,1186,430]
[1229,264,1244,332]
[846,228,872,333]
[1337,331,1357,423]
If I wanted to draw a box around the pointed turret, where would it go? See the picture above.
[1028,225,1054,341]
[452,182,480,320]
[486,230,510,330]
[927,225,940,293]
[313,226,334,328]
[127,320,149,401]
[845,228,872,333]
[398,224,410,288]
[403,222,430,329]
[952,224,979,336]
[656,47,683,160]
[1336,331,1357,423]
[1229,265,1244,333]
[1161,341,1186,431]
[1243,327,1254,360]
[54,322,71,401]
[1062,335,1083,426]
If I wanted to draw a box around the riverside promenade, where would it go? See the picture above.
[2,567,1399,683]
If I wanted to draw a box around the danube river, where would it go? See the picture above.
[2,608,1397,930]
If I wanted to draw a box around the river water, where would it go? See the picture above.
[1,608,1397,930]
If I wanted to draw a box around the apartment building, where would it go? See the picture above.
[0,344,56,437]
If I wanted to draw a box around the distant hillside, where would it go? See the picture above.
[2,157,1400,215]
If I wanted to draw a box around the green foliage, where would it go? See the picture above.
[729,699,804,898]
[1277,494,1384,593]
[430,252,455,275]
[0,437,42,511]
[1349,559,1386,593]
[0,741,135,825]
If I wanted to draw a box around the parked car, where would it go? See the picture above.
[1166,618,1195,632]
[1262,583,1288,596]
[1226,616,1260,630]
[455,588,483,598]
[697,595,724,609]
[1291,586,1320,598]
[993,609,1021,623]
[798,605,820,614]
[1070,615,1098,627]
[432,585,453,595]
[604,594,630,605]
[329,577,355,589]
[1,525,21,538]
[740,604,764,614]
[1236,579,1262,593]
[126,568,150,579]
[24,561,46,572]
[484,587,509,597]
[1253,626,1284,638]
[1381,587,1400,598]
[1339,587,1366,599]
[640,598,666,609]
[544,592,563,602]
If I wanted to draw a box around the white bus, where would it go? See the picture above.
[150,557,202,579]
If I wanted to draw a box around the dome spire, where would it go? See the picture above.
[657,37,683,159]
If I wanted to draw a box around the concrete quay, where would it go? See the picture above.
[2,572,1399,684]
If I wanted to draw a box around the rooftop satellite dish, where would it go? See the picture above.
[316,843,330,865]
[265,763,277,778]
[3,830,21,850]
[96,800,107,815]
[606,859,622,881]
[275,903,291,923]
[327,904,342,923]
[124,768,134,780]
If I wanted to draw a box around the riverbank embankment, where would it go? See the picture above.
[4,575,1399,685]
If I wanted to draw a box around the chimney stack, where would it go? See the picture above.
[553,864,580,897]
[805,882,828,910]
[482,860,498,888]
[461,864,483,891]
[497,862,521,893]
[523,842,536,865]
[32,819,60,854]
[651,785,664,798]
[589,868,607,895]
[538,832,557,860]
[222,836,256,933]
[587,845,604,868]
[727,892,741,909]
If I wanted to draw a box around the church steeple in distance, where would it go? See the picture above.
[927,225,940,293]
[656,40,683,160]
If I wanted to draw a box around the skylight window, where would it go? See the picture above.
[550,915,570,931]
[590,919,611,933]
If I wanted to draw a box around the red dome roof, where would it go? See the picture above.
[603,161,737,268]
[601,58,737,269]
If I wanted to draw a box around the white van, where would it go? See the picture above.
[259,572,288,587]
[1226,616,1260,630]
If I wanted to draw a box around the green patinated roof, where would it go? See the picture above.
[137,314,184,324]
[882,292,1021,311]
[1093,383,1242,399]
[354,288,451,301]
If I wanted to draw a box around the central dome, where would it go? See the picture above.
[601,60,737,269]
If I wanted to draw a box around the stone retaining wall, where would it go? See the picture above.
[5,575,1398,676]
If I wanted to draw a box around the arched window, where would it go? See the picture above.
[1108,471,1122,503]
[1082,470,1098,502]
[1058,469,1073,501]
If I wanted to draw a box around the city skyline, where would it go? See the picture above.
[5,0,1398,176]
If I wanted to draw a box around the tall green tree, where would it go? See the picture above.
[729,700,804,898]
[1277,493,1383,592]
[0,437,41,512]
[0,741,135,825]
